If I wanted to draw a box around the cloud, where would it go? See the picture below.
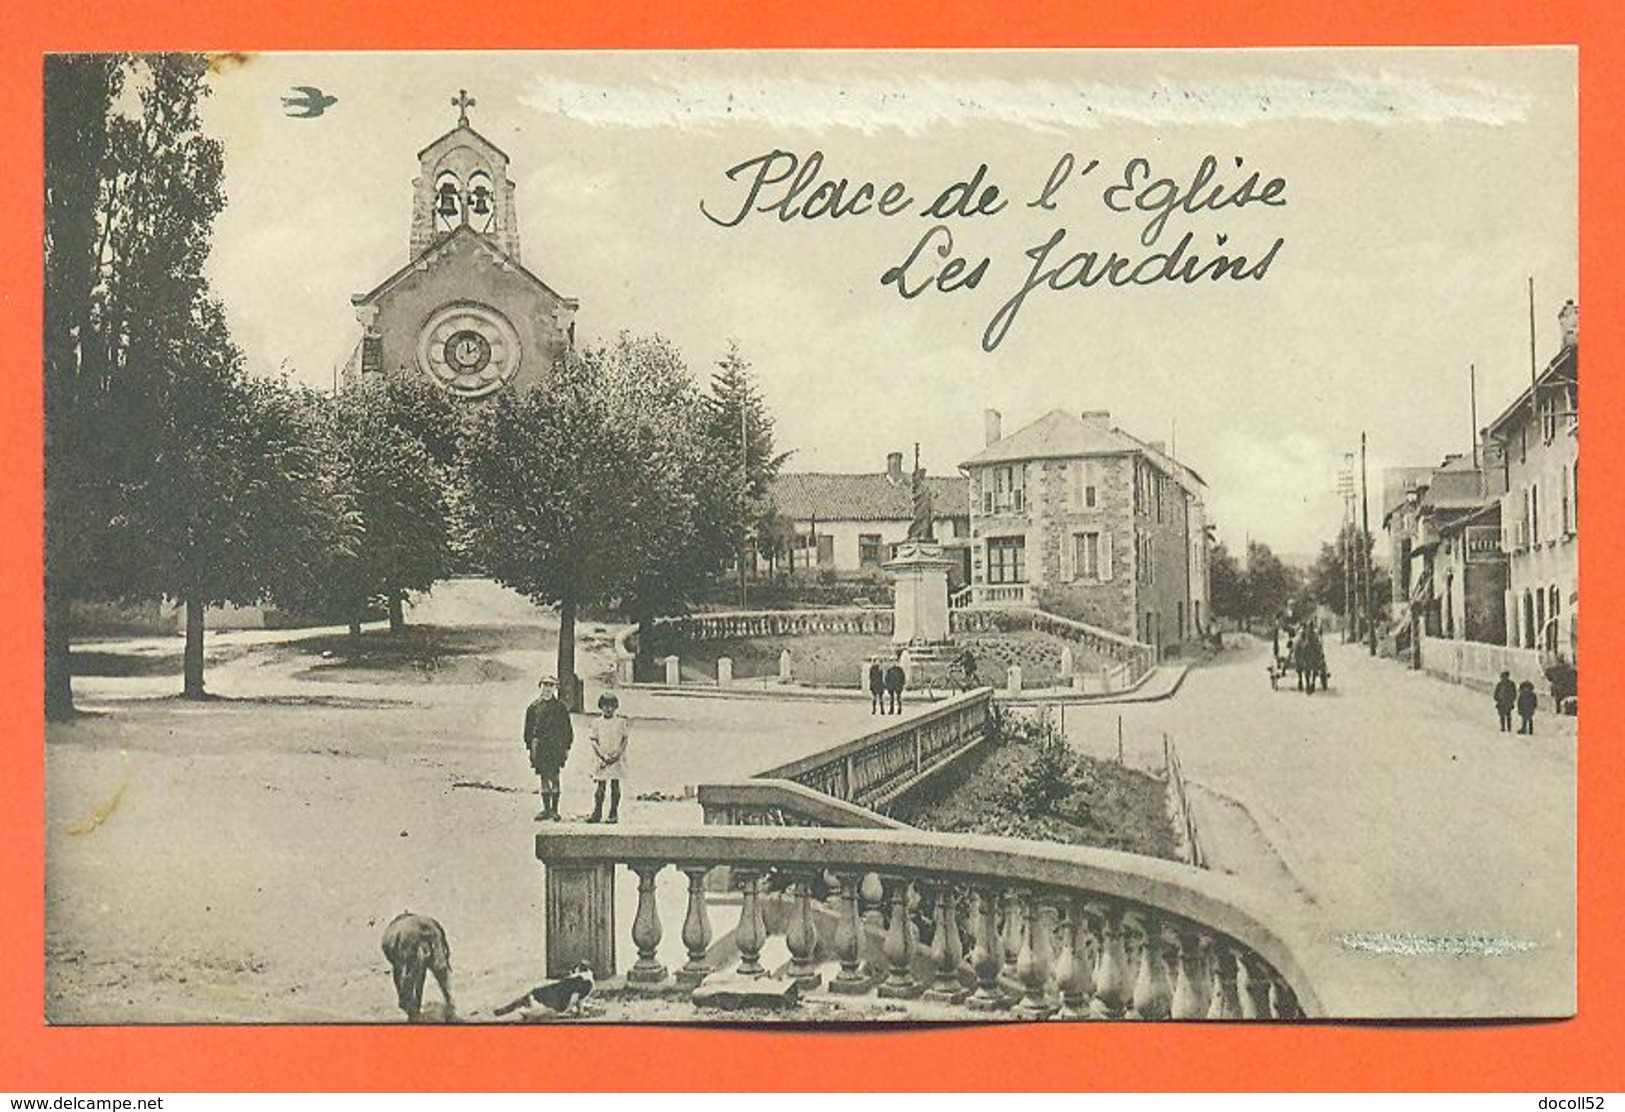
[519,67,1533,136]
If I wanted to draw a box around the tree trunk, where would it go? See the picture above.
[348,612,363,651]
[182,596,207,699]
[388,591,405,634]
[556,594,581,712]
[44,577,75,720]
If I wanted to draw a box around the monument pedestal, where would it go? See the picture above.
[885,541,957,647]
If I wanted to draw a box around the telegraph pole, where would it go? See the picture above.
[1361,431,1376,654]
[1336,456,1356,642]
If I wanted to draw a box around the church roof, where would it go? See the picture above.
[770,472,970,523]
[417,122,510,164]
[352,223,577,310]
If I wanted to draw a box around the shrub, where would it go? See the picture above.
[996,710,1076,817]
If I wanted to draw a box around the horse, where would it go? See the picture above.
[1292,624,1328,695]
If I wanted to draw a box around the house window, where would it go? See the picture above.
[1071,460,1099,510]
[984,465,1026,514]
[1073,532,1100,581]
[986,536,1027,584]
[1531,482,1540,547]
[858,534,885,567]
[1561,468,1572,535]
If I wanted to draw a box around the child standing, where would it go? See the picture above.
[1516,680,1538,735]
[1492,671,1517,733]
[588,692,630,823]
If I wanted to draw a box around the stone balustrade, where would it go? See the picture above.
[651,608,895,649]
[953,605,1156,688]
[535,823,1323,1019]
[697,779,908,829]
[752,688,995,814]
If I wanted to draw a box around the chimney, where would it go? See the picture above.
[886,451,904,481]
[983,409,1002,446]
[1081,410,1111,431]
[1559,299,1578,349]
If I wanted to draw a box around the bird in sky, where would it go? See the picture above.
[282,86,337,118]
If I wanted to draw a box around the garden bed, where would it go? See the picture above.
[895,713,1179,861]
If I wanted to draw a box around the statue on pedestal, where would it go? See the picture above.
[907,443,935,543]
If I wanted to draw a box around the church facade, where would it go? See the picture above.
[346,92,578,398]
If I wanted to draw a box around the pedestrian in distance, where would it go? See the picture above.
[524,675,573,822]
[884,662,906,715]
[1516,680,1538,735]
[588,692,630,824]
[868,662,886,714]
[1493,670,1517,733]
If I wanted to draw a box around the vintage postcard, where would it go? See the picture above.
[42,48,1576,1027]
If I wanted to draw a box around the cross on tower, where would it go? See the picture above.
[452,89,476,126]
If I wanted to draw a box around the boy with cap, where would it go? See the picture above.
[524,676,574,821]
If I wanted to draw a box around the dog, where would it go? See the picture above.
[381,911,455,1022]
[493,961,595,1019]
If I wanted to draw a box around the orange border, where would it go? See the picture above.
[4,0,1620,1093]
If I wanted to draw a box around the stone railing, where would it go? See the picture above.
[652,608,894,646]
[696,779,908,829]
[535,824,1323,1019]
[948,585,975,611]
[971,583,1033,607]
[752,688,995,814]
[953,606,1157,688]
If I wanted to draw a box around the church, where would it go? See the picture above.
[345,91,578,398]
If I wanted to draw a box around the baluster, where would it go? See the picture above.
[675,864,713,987]
[626,862,668,987]
[923,884,968,1003]
[1091,900,1132,1019]
[784,874,822,990]
[966,887,1007,1011]
[1206,940,1243,1020]
[1239,955,1274,1020]
[1129,911,1172,1020]
[1014,892,1058,1019]
[733,869,767,977]
[1169,929,1207,1019]
[876,878,922,999]
[829,873,870,994]
[1054,898,1095,1020]
[999,889,1024,998]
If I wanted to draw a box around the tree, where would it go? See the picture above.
[44,53,118,718]
[702,342,792,586]
[128,347,349,697]
[1244,541,1305,629]
[1209,540,1246,626]
[318,378,454,642]
[1306,523,1391,636]
[44,54,241,713]
[459,334,737,707]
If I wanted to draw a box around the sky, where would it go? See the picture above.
[199,49,1576,560]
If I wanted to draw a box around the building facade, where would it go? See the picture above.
[959,409,1211,657]
[346,94,578,399]
[1484,301,1579,659]
[766,453,970,575]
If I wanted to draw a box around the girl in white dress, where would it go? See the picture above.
[588,692,630,823]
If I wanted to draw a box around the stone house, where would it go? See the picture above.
[1385,454,1508,645]
[1483,300,1579,659]
[958,409,1211,657]
[766,453,971,575]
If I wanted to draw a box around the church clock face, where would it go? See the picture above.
[417,304,522,398]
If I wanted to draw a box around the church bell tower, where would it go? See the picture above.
[350,90,577,400]
[408,90,523,261]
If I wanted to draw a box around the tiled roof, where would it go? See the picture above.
[770,472,970,523]
[960,409,1206,490]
